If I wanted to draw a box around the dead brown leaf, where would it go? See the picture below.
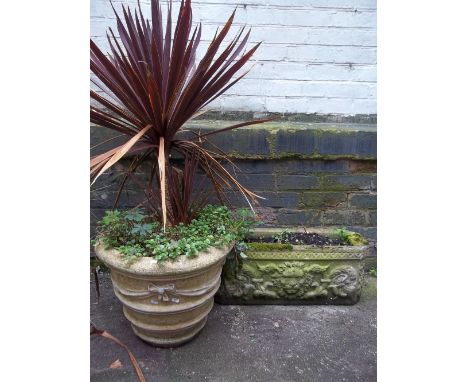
[109,359,123,369]
[91,323,147,382]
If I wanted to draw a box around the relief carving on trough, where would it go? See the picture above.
[223,261,361,300]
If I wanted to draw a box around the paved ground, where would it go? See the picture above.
[91,274,376,382]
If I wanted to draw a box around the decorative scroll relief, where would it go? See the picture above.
[248,251,365,261]
[113,274,222,305]
[224,261,361,300]
[148,284,180,304]
[328,266,359,297]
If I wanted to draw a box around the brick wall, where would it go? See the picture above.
[91,0,377,115]
[91,121,377,240]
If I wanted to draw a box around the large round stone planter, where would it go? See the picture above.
[95,243,232,347]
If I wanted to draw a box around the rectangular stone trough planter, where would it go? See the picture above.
[215,228,370,305]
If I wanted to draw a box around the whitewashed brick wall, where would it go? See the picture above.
[91,0,376,115]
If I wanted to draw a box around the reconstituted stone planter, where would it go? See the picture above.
[216,229,369,305]
[95,243,232,347]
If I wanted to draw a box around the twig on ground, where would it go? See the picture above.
[90,322,147,382]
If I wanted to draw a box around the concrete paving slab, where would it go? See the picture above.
[91,274,376,382]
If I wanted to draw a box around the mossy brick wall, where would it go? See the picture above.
[91,121,377,241]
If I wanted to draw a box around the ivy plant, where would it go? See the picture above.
[96,205,256,262]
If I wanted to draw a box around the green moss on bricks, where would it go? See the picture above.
[265,129,279,157]
[212,153,376,160]
[311,128,356,137]
[315,174,348,191]
[318,174,376,191]
[177,123,377,160]
[247,242,293,251]
[270,153,376,160]
[300,192,347,208]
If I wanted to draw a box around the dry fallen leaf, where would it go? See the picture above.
[91,324,146,382]
[109,359,123,369]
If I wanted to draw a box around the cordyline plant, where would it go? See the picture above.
[91,0,271,230]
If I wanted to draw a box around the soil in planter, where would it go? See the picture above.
[248,232,346,247]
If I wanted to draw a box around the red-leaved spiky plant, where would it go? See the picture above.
[90,0,270,229]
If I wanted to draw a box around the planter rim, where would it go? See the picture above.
[249,227,369,240]
[247,244,368,252]
[244,248,367,261]
[95,242,233,277]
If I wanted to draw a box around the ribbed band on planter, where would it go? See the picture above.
[95,243,232,347]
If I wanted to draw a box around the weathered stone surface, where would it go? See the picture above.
[314,130,358,156]
[201,128,271,156]
[321,210,368,226]
[232,160,278,174]
[252,207,278,225]
[275,129,315,155]
[95,243,232,347]
[347,226,377,241]
[348,193,377,209]
[236,159,353,175]
[356,131,378,156]
[188,110,377,123]
[256,192,301,208]
[301,192,348,209]
[90,121,378,242]
[277,210,322,226]
[319,174,376,191]
[92,122,377,161]
[217,228,368,305]
[274,127,376,159]
[218,257,364,305]
[349,160,377,173]
[230,173,276,190]
[90,190,147,209]
[275,159,351,174]
[367,210,377,226]
[276,175,319,190]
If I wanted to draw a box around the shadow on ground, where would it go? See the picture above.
[91,273,376,382]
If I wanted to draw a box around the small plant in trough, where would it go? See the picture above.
[91,0,270,347]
